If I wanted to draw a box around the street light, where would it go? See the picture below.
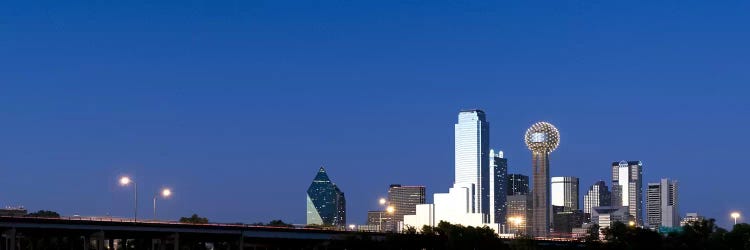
[731,212,741,225]
[119,176,138,222]
[628,221,636,227]
[153,188,172,220]
[349,224,356,231]
[386,206,395,232]
[377,198,388,232]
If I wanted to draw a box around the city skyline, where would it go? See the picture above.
[2,1,749,230]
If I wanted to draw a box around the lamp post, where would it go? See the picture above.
[731,212,741,225]
[378,198,387,232]
[386,205,395,232]
[153,188,172,220]
[119,176,137,222]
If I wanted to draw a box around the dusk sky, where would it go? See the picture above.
[1,1,748,228]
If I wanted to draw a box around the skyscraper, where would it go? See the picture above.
[454,110,490,215]
[507,174,530,195]
[551,176,579,211]
[611,161,643,226]
[583,181,611,221]
[306,167,346,227]
[489,149,508,224]
[507,194,532,235]
[646,178,679,228]
[525,122,560,237]
[388,184,426,227]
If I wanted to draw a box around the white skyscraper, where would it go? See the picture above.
[551,176,579,211]
[454,110,490,215]
[646,178,679,228]
[404,110,499,232]
[611,161,643,226]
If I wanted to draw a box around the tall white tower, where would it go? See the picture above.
[454,110,490,215]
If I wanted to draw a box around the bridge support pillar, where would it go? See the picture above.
[238,233,244,250]
[4,228,16,250]
[171,233,179,250]
[90,231,105,250]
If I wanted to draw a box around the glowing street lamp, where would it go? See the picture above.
[377,198,388,232]
[386,206,395,214]
[153,188,172,220]
[119,176,138,222]
[628,221,636,227]
[731,212,741,225]
[349,224,356,231]
[386,206,396,232]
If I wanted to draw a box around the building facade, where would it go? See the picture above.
[507,174,530,195]
[611,161,643,226]
[680,213,704,227]
[583,181,611,222]
[551,176,579,211]
[454,110,490,215]
[489,149,508,224]
[592,206,629,231]
[388,184,426,228]
[306,167,346,227]
[646,178,679,228]
[506,194,532,235]
[403,110,499,233]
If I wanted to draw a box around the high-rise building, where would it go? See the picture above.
[489,149,508,224]
[306,167,346,227]
[404,110,500,232]
[388,184,426,227]
[507,194,532,235]
[583,181,611,222]
[646,178,679,228]
[507,174,530,195]
[525,122,561,237]
[367,210,392,231]
[551,176,579,211]
[454,110,490,215]
[611,161,643,226]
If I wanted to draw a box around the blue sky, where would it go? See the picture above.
[1,1,748,228]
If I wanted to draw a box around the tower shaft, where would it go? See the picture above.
[532,151,550,237]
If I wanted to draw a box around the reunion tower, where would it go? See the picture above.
[524,122,560,237]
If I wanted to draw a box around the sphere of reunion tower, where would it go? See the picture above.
[524,122,560,153]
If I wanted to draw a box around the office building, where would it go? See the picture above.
[583,181,611,222]
[646,178,679,228]
[306,167,346,227]
[506,194,532,235]
[507,174,529,195]
[404,110,501,233]
[551,176,579,211]
[680,213,704,227]
[525,122,561,237]
[454,110,490,215]
[388,184,426,226]
[489,149,508,224]
[552,209,584,236]
[611,161,643,226]
[592,206,629,235]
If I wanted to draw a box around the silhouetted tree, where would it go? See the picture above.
[179,214,208,224]
[26,210,60,218]
[266,219,294,228]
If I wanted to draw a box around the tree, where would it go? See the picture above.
[179,214,208,224]
[266,219,294,228]
[26,210,60,218]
